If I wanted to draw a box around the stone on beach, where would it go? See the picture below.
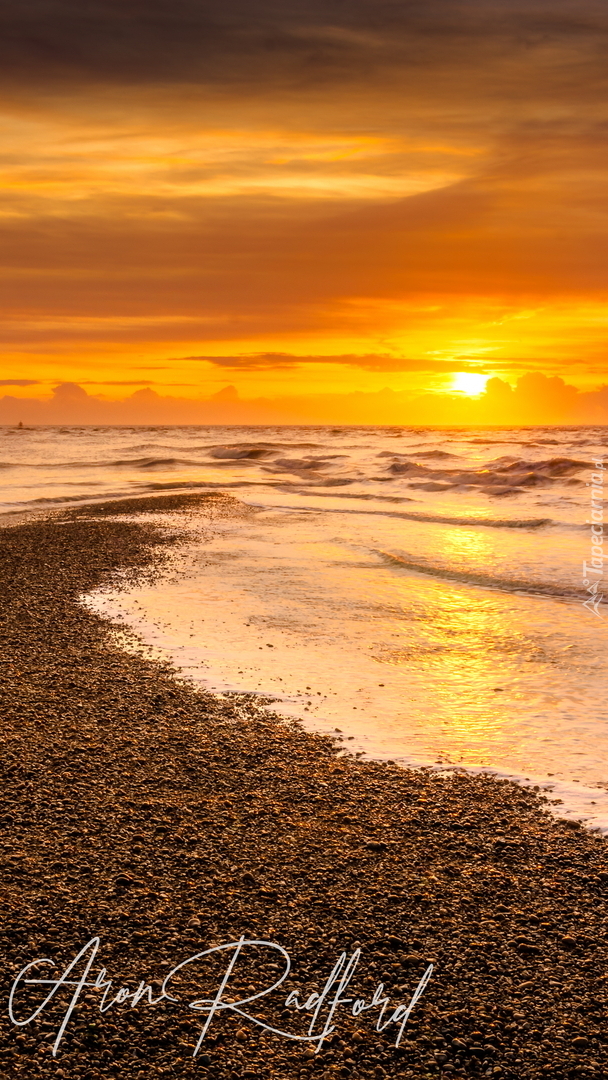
[0,491,607,1079]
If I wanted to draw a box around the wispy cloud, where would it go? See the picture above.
[183,352,492,372]
[0,378,39,386]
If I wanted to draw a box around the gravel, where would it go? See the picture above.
[1,491,607,1079]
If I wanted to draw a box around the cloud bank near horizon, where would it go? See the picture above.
[2,373,608,427]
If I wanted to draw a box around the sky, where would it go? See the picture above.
[1,0,607,424]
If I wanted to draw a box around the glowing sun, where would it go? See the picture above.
[451,372,488,396]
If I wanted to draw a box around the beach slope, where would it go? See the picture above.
[1,493,607,1079]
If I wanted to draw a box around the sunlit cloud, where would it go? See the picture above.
[0,0,607,415]
[0,116,468,208]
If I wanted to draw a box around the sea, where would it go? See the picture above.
[2,423,607,828]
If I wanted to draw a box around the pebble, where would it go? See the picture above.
[1,492,607,1080]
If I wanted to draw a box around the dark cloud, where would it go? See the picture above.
[0,1,606,93]
[79,386,198,390]
[183,352,491,372]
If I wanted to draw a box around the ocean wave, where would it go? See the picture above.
[3,455,213,469]
[21,490,133,506]
[142,480,284,491]
[389,461,429,474]
[209,446,273,459]
[270,476,356,486]
[12,479,287,507]
[411,449,459,458]
[464,438,568,446]
[293,490,415,503]
[126,442,218,452]
[254,500,553,529]
[272,457,326,470]
[407,481,457,492]
[395,511,552,528]
[266,455,347,473]
[132,456,205,468]
[378,449,458,459]
[104,456,207,468]
[208,442,321,459]
[381,509,552,527]
[379,550,575,599]
[491,456,588,474]
[387,455,589,491]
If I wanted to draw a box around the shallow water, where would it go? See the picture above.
[3,423,607,825]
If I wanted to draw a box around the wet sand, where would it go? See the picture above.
[1,491,607,1079]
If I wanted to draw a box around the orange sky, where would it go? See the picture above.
[1,0,607,422]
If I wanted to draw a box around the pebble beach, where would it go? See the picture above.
[1,491,608,1079]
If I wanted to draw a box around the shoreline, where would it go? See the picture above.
[1,491,608,1078]
[75,492,607,834]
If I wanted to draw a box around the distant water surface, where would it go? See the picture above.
[3,424,607,826]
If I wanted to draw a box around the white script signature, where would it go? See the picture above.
[9,936,433,1058]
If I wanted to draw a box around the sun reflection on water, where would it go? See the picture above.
[83,498,608,825]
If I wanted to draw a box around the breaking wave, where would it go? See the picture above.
[379,550,577,600]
